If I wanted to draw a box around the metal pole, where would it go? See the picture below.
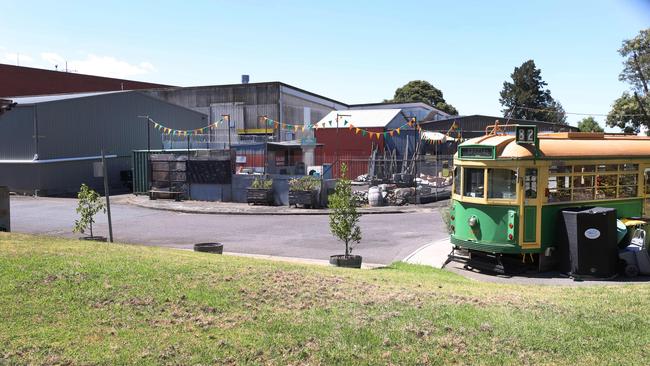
[263,115,268,175]
[187,133,191,200]
[223,114,231,151]
[101,149,113,243]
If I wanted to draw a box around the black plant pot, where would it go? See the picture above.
[329,254,363,269]
[80,236,107,242]
[193,242,224,254]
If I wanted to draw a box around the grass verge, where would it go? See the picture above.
[1,233,650,365]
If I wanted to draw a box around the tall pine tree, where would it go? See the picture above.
[607,28,650,134]
[499,60,567,124]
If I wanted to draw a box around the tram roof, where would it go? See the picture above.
[460,132,650,159]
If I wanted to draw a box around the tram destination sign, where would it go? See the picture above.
[516,125,537,145]
[458,146,495,159]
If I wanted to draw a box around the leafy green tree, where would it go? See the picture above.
[328,164,361,256]
[499,60,567,124]
[73,184,106,238]
[577,116,604,132]
[607,29,650,133]
[390,80,459,115]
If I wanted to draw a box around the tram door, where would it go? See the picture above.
[521,168,540,248]
[643,168,650,217]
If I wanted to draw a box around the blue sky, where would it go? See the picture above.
[2,0,649,129]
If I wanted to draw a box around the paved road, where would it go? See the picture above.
[8,196,448,265]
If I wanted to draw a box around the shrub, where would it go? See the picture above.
[73,184,106,238]
[250,176,273,190]
[289,176,320,191]
[328,164,362,256]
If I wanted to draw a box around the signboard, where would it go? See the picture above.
[516,125,537,145]
[187,160,232,184]
[458,146,495,159]
[0,186,9,232]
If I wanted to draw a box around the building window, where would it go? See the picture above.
[488,169,517,199]
[463,168,484,198]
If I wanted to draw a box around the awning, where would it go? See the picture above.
[421,131,448,142]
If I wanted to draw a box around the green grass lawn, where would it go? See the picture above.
[1,233,650,365]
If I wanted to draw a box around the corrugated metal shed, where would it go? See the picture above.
[0,90,208,195]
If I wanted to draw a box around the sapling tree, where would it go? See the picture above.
[73,184,106,238]
[328,164,362,256]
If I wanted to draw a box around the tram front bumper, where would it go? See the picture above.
[450,236,522,254]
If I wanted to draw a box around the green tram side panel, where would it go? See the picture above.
[451,200,521,254]
[523,206,537,242]
[539,198,643,248]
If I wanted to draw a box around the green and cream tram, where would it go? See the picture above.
[450,126,650,267]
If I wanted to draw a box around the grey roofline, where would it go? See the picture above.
[6,90,208,119]
[145,81,350,108]
[420,114,578,129]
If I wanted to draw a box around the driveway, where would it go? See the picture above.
[8,196,448,265]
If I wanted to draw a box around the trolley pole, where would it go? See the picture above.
[101,149,113,243]
[335,113,351,178]
[262,115,269,175]
[223,114,231,151]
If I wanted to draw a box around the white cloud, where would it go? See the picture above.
[1,50,156,79]
[1,52,34,66]
[65,54,157,78]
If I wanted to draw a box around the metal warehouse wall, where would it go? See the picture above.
[0,105,35,160]
[145,84,281,130]
[33,92,208,160]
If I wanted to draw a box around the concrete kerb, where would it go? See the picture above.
[120,195,449,216]
[172,247,385,269]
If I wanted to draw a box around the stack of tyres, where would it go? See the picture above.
[558,207,618,278]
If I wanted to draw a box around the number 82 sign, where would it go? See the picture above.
[515,125,537,145]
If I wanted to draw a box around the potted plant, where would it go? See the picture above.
[328,164,363,268]
[73,184,107,242]
[247,176,274,205]
[289,176,320,208]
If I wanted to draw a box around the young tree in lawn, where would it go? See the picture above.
[73,184,106,238]
[577,116,605,132]
[328,164,361,257]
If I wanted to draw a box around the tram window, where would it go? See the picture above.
[488,169,517,199]
[620,163,639,172]
[549,165,572,174]
[573,175,595,188]
[453,166,460,195]
[548,176,572,202]
[619,186,638,198]
[524,169,537,198]
[596,164,618,172]
[645,169,650,194]
[463,168,484,198]
[573,165,595,173]
[619,174,638,186]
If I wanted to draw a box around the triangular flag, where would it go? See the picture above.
[294,125,299,132]
[355,128,361,134]
[328,120,332,126]
[348,123,353,130]
[389,130,394,137]
[274,122,279,128]
[383,132,388,139]
[361,130,367,136]
[396,128,401,135]
[376,133,381,140]
[343,120,348,126]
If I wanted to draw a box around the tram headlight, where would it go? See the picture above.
[468,216,478,228]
